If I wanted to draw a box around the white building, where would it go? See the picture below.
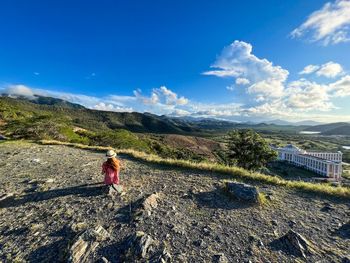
[273,144,343,180]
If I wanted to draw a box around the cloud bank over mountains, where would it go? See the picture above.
[202,40,350,120]
[1,38,350,123]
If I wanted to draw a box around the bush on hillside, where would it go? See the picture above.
[225,129,277,171]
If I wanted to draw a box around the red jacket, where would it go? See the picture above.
[102,162,119,185]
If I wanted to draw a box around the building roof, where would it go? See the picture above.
[299,154,341,163]
[282,144,302,151]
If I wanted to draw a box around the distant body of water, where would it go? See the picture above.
[343,146,350,150]
[299,131,321,135]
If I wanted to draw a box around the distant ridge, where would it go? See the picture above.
[1,95,347,135]
[264,119,323,126]
[303,122,350,135]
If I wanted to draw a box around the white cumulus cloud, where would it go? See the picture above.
[203,40,289,101]
[316,61,344,78]
[300,62,344,78]
[291,0,350,45]
[235,78,250,85]
[328,75,350,97]
[134,86,188,106]
[299,65,320,75]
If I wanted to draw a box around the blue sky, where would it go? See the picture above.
[1,0,350,122]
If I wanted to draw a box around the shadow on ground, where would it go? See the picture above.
[193,186,258,210]
[0,182,105,208]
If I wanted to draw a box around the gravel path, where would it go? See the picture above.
[0,142,349,262]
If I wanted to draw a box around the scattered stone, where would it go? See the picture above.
[124,231,155,260]
[226,182,259,203]
[68,225,110,263]
[70,222,88,233]
[203,227,210,236]
[272,229,316,258]
[99,257,110,263]
[212,253,229,263]
[336,221,350,239]
[266,193,275,201]
[288,220,297,228]
[134,193,161,221]
[150,247,172,263]
[342,256,350,263]
[142,193,160,211]
[193,239,206,248]
[271,220,278,227]
[321,203,334,212]
[0,193,14,202]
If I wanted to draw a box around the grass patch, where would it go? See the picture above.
[257,192,269,206]
[24,140,350,199]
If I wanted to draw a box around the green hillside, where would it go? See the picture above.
[303,122,350,135]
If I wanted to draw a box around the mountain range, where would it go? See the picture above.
[0,95,349,136]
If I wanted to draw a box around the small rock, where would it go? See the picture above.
[142,193,160,211]
[226,182,259,203]
[150,247,172,263]
[32,158,41,163]
[321,203,334,212]
[68,225,110,263]
[273,229,316,258]
[45,178,54,183]
[266,194,274,201]
[342,256,350,263]
[212,253,229,263]
[0,193,14,202]
[70,222,88,233]
[203,227,210,236]
[288,220,297,228]
[337,221,350,239]
[124,231,155,259]
[271,220,278,226]
[99,257,110,263]
[193,239,206,247]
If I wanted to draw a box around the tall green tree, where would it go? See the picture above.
[226,129,277,171]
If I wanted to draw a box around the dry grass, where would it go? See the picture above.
[9,139,348,199]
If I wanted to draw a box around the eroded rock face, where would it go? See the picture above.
[273,229,316,258]
[226,182,259,203]
[68,225,110,263]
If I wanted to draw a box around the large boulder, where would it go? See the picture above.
[226,182,259,203]
[68,225,110,263]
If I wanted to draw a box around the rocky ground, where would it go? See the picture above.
[0,141,349,263]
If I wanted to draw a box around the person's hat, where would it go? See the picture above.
[106,149,116,158]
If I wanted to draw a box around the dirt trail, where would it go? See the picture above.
[0,142,349,262]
